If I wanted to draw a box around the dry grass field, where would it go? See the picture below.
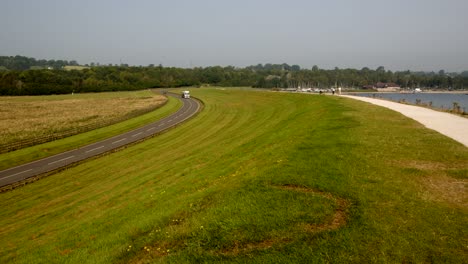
[0,90,166,150]
[63,65,90,71]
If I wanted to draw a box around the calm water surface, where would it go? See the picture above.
[354,93,468,112]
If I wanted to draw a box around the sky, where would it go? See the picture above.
[1,0,468,72]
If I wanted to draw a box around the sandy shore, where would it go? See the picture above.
[340,95,468,148]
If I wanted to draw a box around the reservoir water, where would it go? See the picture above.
[353,93,468,113]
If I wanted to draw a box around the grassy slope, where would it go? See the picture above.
[0,89,466,263]
[0,95,180,171]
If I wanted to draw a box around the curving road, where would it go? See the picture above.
[0,93,201,188]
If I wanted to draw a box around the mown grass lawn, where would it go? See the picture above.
[0,88,466,263]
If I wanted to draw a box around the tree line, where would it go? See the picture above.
[1,56,468,95]
[0,55,79,71]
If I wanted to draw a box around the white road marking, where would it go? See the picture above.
[132,132,142,137]
[112,138,127,144]
[85,146,104,153]
[48,156,75,165]
[2,169,33,180]
[147,127,156,131]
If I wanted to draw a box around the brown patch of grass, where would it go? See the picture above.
[218,239,285,256]
[276,184,351,233]
[390,160,467,208]
[420,175,467,209]
[301,205,348,232]
[390,160,466,171]
[124,183,351,261]
[127,240,180,264]
[215,184,351,256]
[58,248,72,256]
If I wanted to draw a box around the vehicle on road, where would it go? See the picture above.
[182,91,190,98]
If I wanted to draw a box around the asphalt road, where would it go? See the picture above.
[0,93,200,188]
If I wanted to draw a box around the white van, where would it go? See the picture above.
[182,91,190,98]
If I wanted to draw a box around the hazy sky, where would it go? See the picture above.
[1,0,468,71]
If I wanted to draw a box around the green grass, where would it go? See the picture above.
[0,88,466,263]
[0,94,181,171]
